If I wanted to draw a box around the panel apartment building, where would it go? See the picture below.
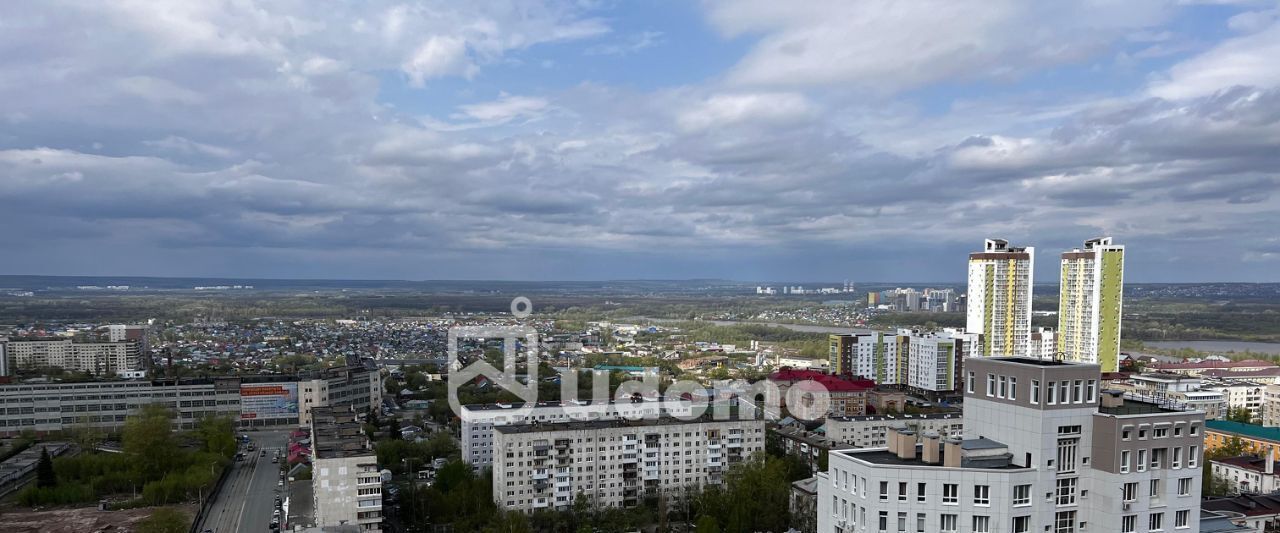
[967,239,1034,357]
[310,406,382,532]
[1058,237,1126,372]
[819,357,1205,533]
[828,329,980,395]
[491,415,765,512]
[461,399,699,469]
[2,338,140,376]
[0,361,381,435]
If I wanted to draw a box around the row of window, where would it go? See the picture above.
[1119,446,1200,473]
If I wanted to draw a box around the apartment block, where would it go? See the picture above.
[1202,382,1265,421]
[1058,237,1126,372]
[1264,384,1280,427]
[310,406,382,532]
[2,338,140,375]
[823,412,963,449]
[966,239,1034,357]
[828,329,979,395]
[819,357,1205,533]
[461,399,698,469]
[0,377,242,436]
[1027,327,1057,360]
[491,416,765,512]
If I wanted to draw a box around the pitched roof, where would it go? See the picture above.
[1152,359,1276,371]
[1207,420,1280,443]
[1203,493,1280,517]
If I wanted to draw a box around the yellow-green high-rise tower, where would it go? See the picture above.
[1058,237,1125,372]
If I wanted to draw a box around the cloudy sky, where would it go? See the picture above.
[2,1,1280,282]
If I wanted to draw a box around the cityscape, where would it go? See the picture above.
[3,2,1280,533]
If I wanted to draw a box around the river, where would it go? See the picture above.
[1141,340,1280,355]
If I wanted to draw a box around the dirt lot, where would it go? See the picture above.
[0,504,196,533]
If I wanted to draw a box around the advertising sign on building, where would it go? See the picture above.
[240,383,299,419]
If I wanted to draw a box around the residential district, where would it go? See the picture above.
[1,238,1278,532]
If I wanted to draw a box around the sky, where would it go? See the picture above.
[2,1,1280,283]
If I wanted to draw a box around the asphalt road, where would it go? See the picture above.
[196,430,290,533]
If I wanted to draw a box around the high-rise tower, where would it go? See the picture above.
[1058,237,1125,372]
[967,239,1034,356]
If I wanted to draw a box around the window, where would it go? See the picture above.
[1013,484,1031,506]
[974,484,990,505]
[1057,438,1079,473]
[1055,510,1076,533]
[1013,516,1030,533]
[1009,377,1017,400]
[940,514,958,533]
[1122,482,1138,502]
[1072,380,1083,403]
[1122,515,1136,533]
[967,372,975,394]
[1032,380,1040,404]
[1060,381,1070,404]
[942,483,958,504]
[987,374,996,397]
[1189,446,1199,468]
[1178,477,1192,496]
[1149,512,1164,531]
[1190,425,1199,436]
[1048,381,1057,404]
[1152,448,1163,469]
[999,376,1007,398]
[1172,447,1182,469]
[1154,427,1169,438]
[1086,379,1096,402]
[916,513,925,533]
[972,515,990,533]
[898,481,908,502]
[1122,426,1132,440]
[880,481,888,501]
[917,482,926,503]
[1121,450,1131,473]
[1175,510,1190,529]
[898,512,906,532]
[1137,449,1148,472]
[878,511,888,531]
[1056,478,1078,506]
[1150,479,1161,498]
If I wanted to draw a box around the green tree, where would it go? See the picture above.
[1227,407,1256,424]
[123,404,179,482]
[387,417,402,440]
[137,507,189,533]
[194,416,237,458]
[695,514,722,532]
[36,447,57,488]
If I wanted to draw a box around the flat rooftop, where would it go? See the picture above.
[310,407,372,459]
[493,414,760,435]
[1097,398,1185,416]
[843,446,1029,470]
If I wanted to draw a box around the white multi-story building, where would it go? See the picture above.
[829,329,978,395]
[491,416,765,512]
[824,412,963,449]
[461,399,698,468]
[966,239,1035,357]
[1203,382,1265,421]
[1211,451,1280,494]
[1058,237,1126,372]
[310,406,381,532]
[2,338,140,375]
[0,377,243,435]
[0,341,7,377]
[1027,327,1057,360]
[818,357,1205,533]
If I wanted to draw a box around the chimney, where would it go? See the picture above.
[886,426,902,454]
[1101,390,1124,409]
[896,430,917,460]
[943,437,963,468]
[922,431,941,464]
[1268,449,1275,476]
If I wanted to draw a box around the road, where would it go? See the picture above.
[196,430,290,533]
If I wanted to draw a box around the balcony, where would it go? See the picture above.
[532,470,550,480]
[532,498,550,509]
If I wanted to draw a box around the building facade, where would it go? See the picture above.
[966,239,1035,357]
[0,377,242,435]
[2,338,140,375]
[310,407,382,532]
[491,416,765,512]
[1057,237,1125,372]
[823,412,963,449]
[818,357,1205,533]
[1211,453,1280,495]
[828,329,978,394]
[461,399,698,469]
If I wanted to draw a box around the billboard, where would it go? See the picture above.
[240,383,299,420]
